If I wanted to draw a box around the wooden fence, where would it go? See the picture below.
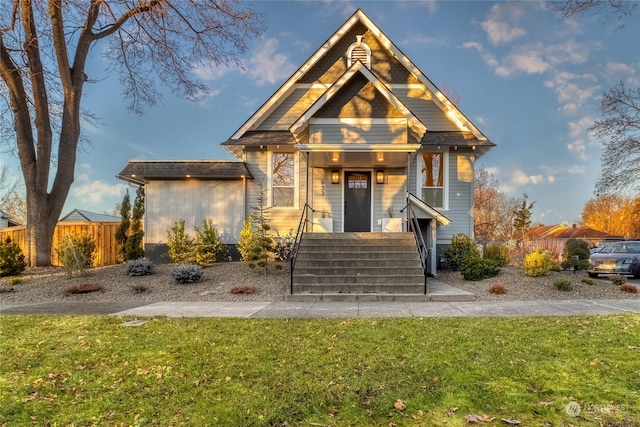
[0,222,119,267]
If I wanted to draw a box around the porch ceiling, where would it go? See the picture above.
[299,143,420,168]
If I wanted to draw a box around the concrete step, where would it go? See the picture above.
[286,293,431,302]
[294,251,420,261]
[292,283,425,293]
[293,266,425,276]
[304,232,412,240]
[294,258,421,268]
[293,274,425,284]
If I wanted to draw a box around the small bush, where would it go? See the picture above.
[581,278,596,286]
[620,284,638,294]
[230,286,256,295]
[166,220,196,264]
[65,284,103,296]
[489,283,506,294]
[460,257,501,281]
[610,274,627,286]
[444,234,480,271]
[560,239,591,270]
[56,233,96,278]
[0,237,26,277]
[483,245,511,267]
[125,258,155,276]
[194,219,224,266]
[171,264,203,284]
[273,231,295,261]
[523,248,554,277]
[554,278,573,291]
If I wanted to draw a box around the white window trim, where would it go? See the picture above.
[416,149,449,210]
[268,151,299,209]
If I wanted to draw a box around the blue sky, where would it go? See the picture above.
[4,0,638,224]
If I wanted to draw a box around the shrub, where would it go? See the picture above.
[443,234,480,271]
[56,233,96,278]
[171,264,203,284]
[483,244,511,267]
[273,231,295,261]
[489,283,506,294]
[554,278,573,291]
[230,286,256,294]
[523,248,554,277]
[0,237,26,277]
[65,283,103,296]
[237,213,257,261]
[459,257,501,281]
[620,284,638,294]
[194,219,224,266]
[610,274,627,286]
[581,278,595,286]
[560,239,590,270]
[166,220,196,264]
[125,258,154,276]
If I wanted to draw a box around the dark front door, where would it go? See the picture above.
[344,171,371,232]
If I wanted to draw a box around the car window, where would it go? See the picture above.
[628,244,640,253]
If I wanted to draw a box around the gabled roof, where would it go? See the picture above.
[0,209,21,227]
[529,224,625,240]
[407,193,451,226]
[228,8,488,144]
[289,60,427,143]
[221,130,296,158]
[60,209,121,222]
[117,160,253,184]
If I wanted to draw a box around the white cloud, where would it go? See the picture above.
[568,165,586,174]
[544,72,600,114]
[509,169,555,187]
[567,138,587,160]
[245,38,297,87]
[482,19,526,45]
[71,180,127,207]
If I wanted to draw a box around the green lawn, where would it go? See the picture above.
[1,315,639,426]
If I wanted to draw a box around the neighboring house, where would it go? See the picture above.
[117,9,495,274]
[59,209,121,223]
[0,209,21,228]
[529,224,625,248]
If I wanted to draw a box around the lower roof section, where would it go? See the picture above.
[117,160,253,185]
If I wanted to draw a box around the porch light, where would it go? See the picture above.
[331,152,339,162]
[331,170,340,184]
[376,170,385,184]
[376,152,384,162]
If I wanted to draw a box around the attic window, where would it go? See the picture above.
[347,35,371,68]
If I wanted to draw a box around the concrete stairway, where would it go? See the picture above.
[288,232,427,301]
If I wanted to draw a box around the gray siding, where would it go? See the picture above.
[145,180,245,245]
[309,122,407,144]
[394,87,459,131]
[310,168,342,232]
[373,169,406,231]
[257,88,325,131]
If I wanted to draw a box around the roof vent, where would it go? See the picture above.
[347,35,371,68]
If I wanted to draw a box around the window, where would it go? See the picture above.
[420,152,444,208]
[272,153,295,207]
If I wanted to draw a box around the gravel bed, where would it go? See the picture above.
[0,262,290,304]
[1,263,638,303]
[437,266,640,301]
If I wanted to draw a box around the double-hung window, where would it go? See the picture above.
[272,153,295,207]
[420,152,445,208]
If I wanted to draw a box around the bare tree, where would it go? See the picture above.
[0,162,26,224]
[474,165,519,246]
[547,0,637,27]
[0,1,264,265]
[591,83,640,195]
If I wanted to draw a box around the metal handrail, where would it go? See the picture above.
[402,195,430,294]
[290,203,314,294]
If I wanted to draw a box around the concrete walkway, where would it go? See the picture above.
[2,299,639,318]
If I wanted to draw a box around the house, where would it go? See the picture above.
[0,209,21,229]
[59,209,121,223]
[529,224,625,248]
[117,9,495,275]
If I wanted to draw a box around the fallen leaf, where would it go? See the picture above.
[446,407,458,416]
[465,414,494,423]
[394,400,406,411]
[502,417,520,424]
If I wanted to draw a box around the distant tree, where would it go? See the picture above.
[0,163,26,224]
[590,83,640,195]
[581,194,639,238]
[115,190,131,263]
[513,194,535,246]
[440,81,461,106]
[474,165,519,246]
[548,0,636,27]
[0,1,265,265]
[124,187,144,260]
